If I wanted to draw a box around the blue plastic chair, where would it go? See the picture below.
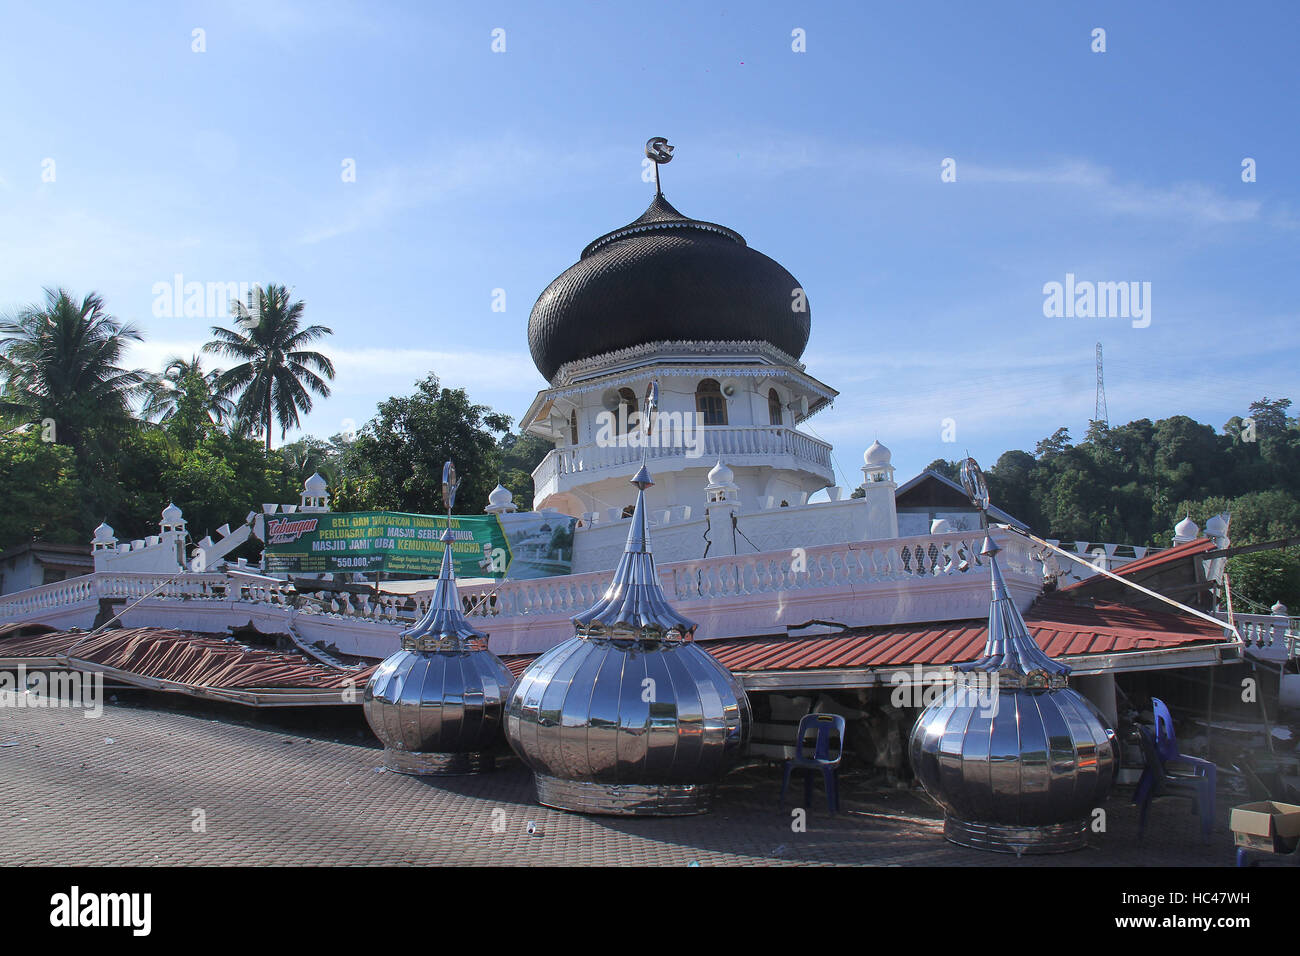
[779,713,846,813]
[1133,697,1216,843]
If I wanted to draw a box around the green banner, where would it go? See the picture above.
[262,511,512,577]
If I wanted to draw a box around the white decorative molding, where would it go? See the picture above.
[553,339,807,385]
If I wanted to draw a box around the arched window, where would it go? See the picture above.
[617,387,638,435]
[695,379,727,426]
[768,388,783,426]
[569,409,579,445]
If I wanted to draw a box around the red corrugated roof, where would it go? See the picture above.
[0,627,374,690]
[1060,537,1215,591]
[499,596,1228,676]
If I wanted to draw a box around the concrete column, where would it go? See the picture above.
[1073,672,1118,728]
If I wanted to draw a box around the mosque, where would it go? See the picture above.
[510,157,929,573]
[0,141,1261,782]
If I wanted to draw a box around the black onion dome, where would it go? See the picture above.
[528,193,811,381]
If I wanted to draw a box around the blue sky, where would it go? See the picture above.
[1,0,1297,490]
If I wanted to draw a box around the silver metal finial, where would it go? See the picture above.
[644,137,674,195]
[959,456,990,524]
[442,460,459,514]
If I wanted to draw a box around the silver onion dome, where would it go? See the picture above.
[909,535,1118,854]
[363,526,515,774]
[506,463,752,815]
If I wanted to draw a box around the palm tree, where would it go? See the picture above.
[0,288,146,453]
[141,355,236,426]
[204,284,335,452]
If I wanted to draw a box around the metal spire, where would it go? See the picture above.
[571,463,695,639]
[957,536,1070,682]
[401,460,486,647]
[401,527,487,647]
[955,456,1069,683]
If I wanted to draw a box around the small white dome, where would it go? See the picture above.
[1205,513,1229,537]
[930,518,954,534]
[161,502,184,524]
[93,521,115,542]
[1174,515,1200,540]
[488,483,514,506]
[864,439,892,466]
[1272,601,1290,617]
[707,460,735,487]
[304,472,328,494]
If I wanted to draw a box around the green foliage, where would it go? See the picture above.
[986,398,1299,609]
[204,284,334,451]
[105,427,298,543]
[498,431,552,508]
[1033,427,1072,460]
[0,432,82,549]
[1227,549,1300,611]
[0,288,146,461]
[140,356,235,447]
[337,374,514,515]
[923,458,961,481]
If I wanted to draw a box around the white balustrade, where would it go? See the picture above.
[0,531,1039,654]
[533,425,834,496]
[457,530,1027,620]
[1219,612,1298,658]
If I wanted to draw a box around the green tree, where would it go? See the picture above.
[1227,549,1300,612]
[0,288,145,457]
[1033,427,1072,460]
[338,374,512,514]
[1248,397,1293,437]
[141,355,235,444]
[923,458,961,481]
[987,450,1039,529]
[204,284,334,451]
[497,430,552,509]
[0,432,82,549]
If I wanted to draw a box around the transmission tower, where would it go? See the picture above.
[1094,342,1109,426]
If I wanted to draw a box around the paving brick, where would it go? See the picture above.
[0,703,1236,866]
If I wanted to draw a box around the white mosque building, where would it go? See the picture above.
[0,143,1255,728]
[511,185,902,574]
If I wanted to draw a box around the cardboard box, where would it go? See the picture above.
[1229,801,1300,853]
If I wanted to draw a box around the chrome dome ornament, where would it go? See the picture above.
[909,462,1117,854]
[505,461,752,815]
[363,460,514,775]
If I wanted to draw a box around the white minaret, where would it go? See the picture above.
[1172,514,1200,545]
[160,502,186,534]
[485,483,518,515]
[91,521,118,571]
[301,472,330,513]
[704,460,741,556]
[858,440,900,540]
[861,439,895,486]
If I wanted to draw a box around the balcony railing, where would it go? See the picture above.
[533,425,833,498]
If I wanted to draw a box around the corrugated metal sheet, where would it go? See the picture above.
[499,597,1227,676]
[0,626,374,697]
[1060,537,1215,590]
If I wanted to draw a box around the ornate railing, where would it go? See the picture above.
[1220,612,1298,657]
[0,531,1038,636]
[533,425,834,496]
[458,530,1030,619]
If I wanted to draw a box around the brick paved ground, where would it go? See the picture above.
[0,700,1238,866]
